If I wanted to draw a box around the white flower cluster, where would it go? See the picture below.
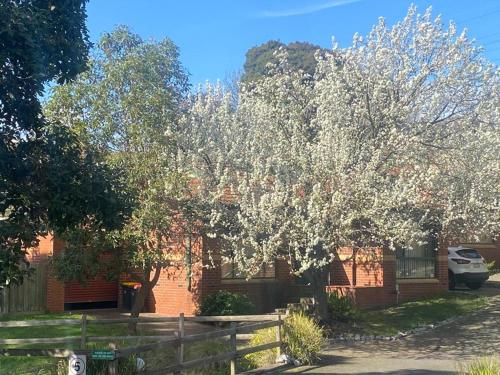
[182,6,499,277]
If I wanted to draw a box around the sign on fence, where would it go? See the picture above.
[1,313,284,375]
[68,354,86,375]
[91,350,116,360]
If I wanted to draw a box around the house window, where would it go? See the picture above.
[396,237,437,279]
[221,257,276,279]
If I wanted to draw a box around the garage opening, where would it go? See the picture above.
[64,277,118,311]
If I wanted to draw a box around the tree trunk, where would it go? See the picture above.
[306,267,330,322]
[128,282,150,334]
[127,265,162,335]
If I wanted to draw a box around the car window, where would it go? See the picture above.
[456,249,482,259]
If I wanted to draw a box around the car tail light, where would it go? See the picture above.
[451,258,471,264]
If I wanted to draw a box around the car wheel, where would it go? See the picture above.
[465,282,482,290]
[448,271,456,290]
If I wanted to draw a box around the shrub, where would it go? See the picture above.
[245,313,325,367]
[245,327,279,367]
[327,291,358,322]
[198,290,255,316]
[485,260,497,275]
[283,313,326,365]
[458,356,500,375]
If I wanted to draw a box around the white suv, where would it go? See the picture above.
[448,247,489,290]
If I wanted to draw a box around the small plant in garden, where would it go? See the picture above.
[245,313,325,367]
[245,327,279,367]
[198,290,255,315]
[283,313,326,365]
[327,291,358,322]
[485,260,497,275]
[458,356,500,375]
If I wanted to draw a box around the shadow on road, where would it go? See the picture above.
[288,370,455,375]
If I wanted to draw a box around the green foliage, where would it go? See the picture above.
[198,290,255,316]
[242,40,325,83]
[485,260,497,275]
[0,313,129,374]
[247,313,325,366]
[184,340,233,374]
[283,313,325,365]
[50,356,138,375]
[45,26,191,300]
[327,291,359,322]
[0,0,90,286]
[357,293,487,336]
[138,338,251,374]
[458,357,500,375]
[245,327,279,367]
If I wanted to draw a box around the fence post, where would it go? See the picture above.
[276,314,282,360]
[174,312,185,374]
[230,321,237,375]
[80,314,87,349]
[108,342,117,375]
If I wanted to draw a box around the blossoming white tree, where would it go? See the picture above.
[186,6,499,319]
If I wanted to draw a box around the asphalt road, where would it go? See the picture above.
[282,276,500,375]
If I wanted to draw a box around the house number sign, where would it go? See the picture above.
[68,354,86,375]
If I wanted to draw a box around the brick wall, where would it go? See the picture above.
[143,235,204,316]
[146,264,202,316]
[143,236,295,315]
[46,236,65,313]
[326,241,448,309]
[26,235,53,264]
[329,247,384,287]
[40,230,452,314]
[199,238,292,314]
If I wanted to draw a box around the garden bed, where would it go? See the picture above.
[330,292,487,338]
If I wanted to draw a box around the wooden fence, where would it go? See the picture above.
[0,262,48,314]
[0,313,284,375]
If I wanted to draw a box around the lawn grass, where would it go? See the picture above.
[137,338,254,375]
[458,356,500,375]
[0,313,255,375]
[355,292,487,336]
[0,312,129,375]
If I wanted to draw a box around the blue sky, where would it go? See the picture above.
[87,0,500,86]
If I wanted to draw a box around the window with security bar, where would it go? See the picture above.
[396,235,438,279]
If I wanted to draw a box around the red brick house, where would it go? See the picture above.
[28,236,119,312]
[29,230,469,314]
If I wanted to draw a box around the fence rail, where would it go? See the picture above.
[0,313,284,375]
[0,262,47,314]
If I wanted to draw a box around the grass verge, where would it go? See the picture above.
[0,312,128,375]
[353,292,487,336]
[0,313,256,375]
[458,356,500,375]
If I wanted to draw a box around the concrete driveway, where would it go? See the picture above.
[282,275,500,375]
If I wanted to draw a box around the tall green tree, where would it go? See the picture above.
[242,40,325,83]
[0,0,126,286]
[46,26,191,323]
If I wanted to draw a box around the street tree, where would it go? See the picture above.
[187,6,500,320]
[0,0,127,286]
[46,26,190,323]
